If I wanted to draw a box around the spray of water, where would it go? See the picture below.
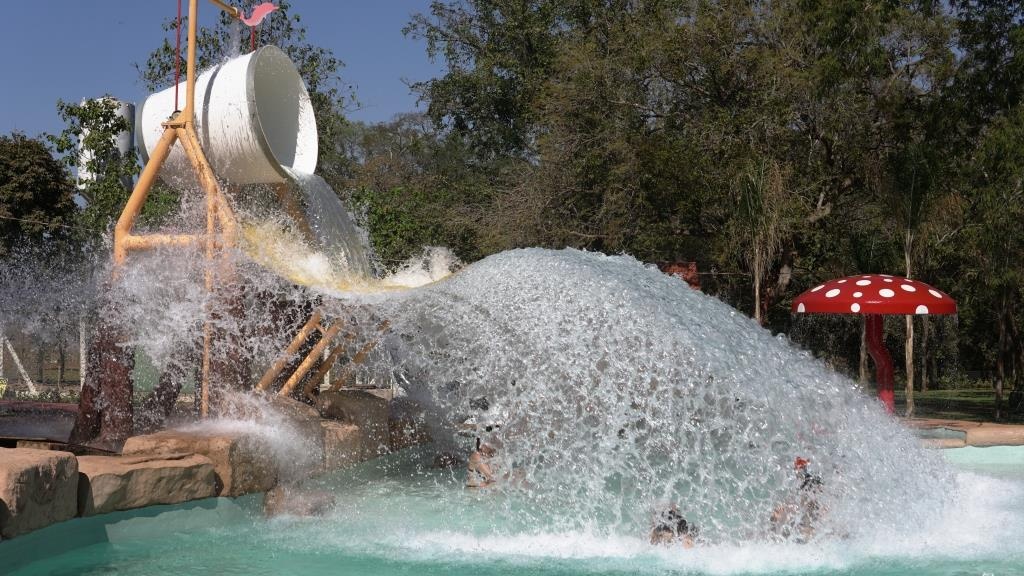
[325,248,957,543]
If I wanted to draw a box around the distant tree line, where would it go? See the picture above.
[1,0,1021,416]
[342,0,1024,416]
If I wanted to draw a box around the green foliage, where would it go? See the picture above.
[48,98,157,241]
[345,115,485,264]
[379,0,1024,395]
[0,133,77,256]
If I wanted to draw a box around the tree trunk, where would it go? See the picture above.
[859,320,869,387]
[79,316,87,390]
[904,232,915,418]
[37,347,45,386]
[1010,309,1022,390]
[70,316,134,449]
[56,341,66,401]
[139,342,199,432]
[920,316,929,392]
[754,271,762,325]
[996,295,1009,421]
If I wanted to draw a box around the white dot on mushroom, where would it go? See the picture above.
[856,279,871,286]
[853,291,863,297]
[879,289,895,298]
[915,305,929,314]
[901,284,916,292]
[851,303,861,312]
[928,289,942,298]
[797,303,806,313]
[826,289,841,298]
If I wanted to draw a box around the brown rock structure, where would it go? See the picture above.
[263,484,336,517]
[76,453,217,516]
[70,319,135,449]
[0,448,78,539]
[321,421,362,472]
[214,392,326,480]
[319,390,390,459]
[122,430,277,497]
[388,397,432,452]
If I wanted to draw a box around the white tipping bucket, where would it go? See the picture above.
[136,45,318,185]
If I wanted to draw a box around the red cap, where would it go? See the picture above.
[792,274,956,316]
[794,457,809,470]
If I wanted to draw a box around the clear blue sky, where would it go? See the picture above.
[0,1,444,139]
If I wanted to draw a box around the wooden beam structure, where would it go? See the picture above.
[255,310,324,392]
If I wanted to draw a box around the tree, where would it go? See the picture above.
[49,98,162,241]
[346,114,487,263]
[732,159,798,325]
[405,0,563,161]
[0,133,78,257]
[958,104,1024,418]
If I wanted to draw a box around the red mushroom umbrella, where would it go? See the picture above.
[792,274,957,413]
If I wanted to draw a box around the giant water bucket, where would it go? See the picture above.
[136,45,318,185]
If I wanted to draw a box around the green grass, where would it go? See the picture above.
[894,387,1023,423]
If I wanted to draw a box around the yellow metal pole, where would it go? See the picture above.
[122,233,200,250]
[113,127,178,266]
[208,0,241,19]
[200,162,217,417]
[278,323,343,398]
[183,0,200,124]
[255,311,324,391]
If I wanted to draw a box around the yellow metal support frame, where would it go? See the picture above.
[113,0,247,417]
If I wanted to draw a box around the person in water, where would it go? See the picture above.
[650,505,698,548]
[466,438,497,488]
[769,457,825,541]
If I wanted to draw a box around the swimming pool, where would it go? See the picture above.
[3,444,1021,576]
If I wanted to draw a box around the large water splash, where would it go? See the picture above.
[326,248,955,542]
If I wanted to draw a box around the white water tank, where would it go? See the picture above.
[76,98,135,190]
[136,45,318,185]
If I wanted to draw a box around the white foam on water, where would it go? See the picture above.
[381,247,461,288]
[353,248,954,543]
[286,465,1021,575]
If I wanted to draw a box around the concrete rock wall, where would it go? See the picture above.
[0,448,78,539]
[0,393,428,540]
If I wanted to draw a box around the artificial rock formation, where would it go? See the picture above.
[70,320,135,449]
[122,430,277,497]
[321,421,361,472]
[0,448,78,538]
[319,390,390,460]
[263,484,336,517]
[76,453,217,516]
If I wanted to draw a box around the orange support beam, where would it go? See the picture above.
[256,311,324,391]
[278,323,343,398]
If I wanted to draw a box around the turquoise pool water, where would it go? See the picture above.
[3,445,1022,576]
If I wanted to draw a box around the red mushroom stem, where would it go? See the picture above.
[865,314,894,413]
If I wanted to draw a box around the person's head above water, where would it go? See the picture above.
[475,437,496,457]
[794,456,823,490]
[651,505,698,546]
